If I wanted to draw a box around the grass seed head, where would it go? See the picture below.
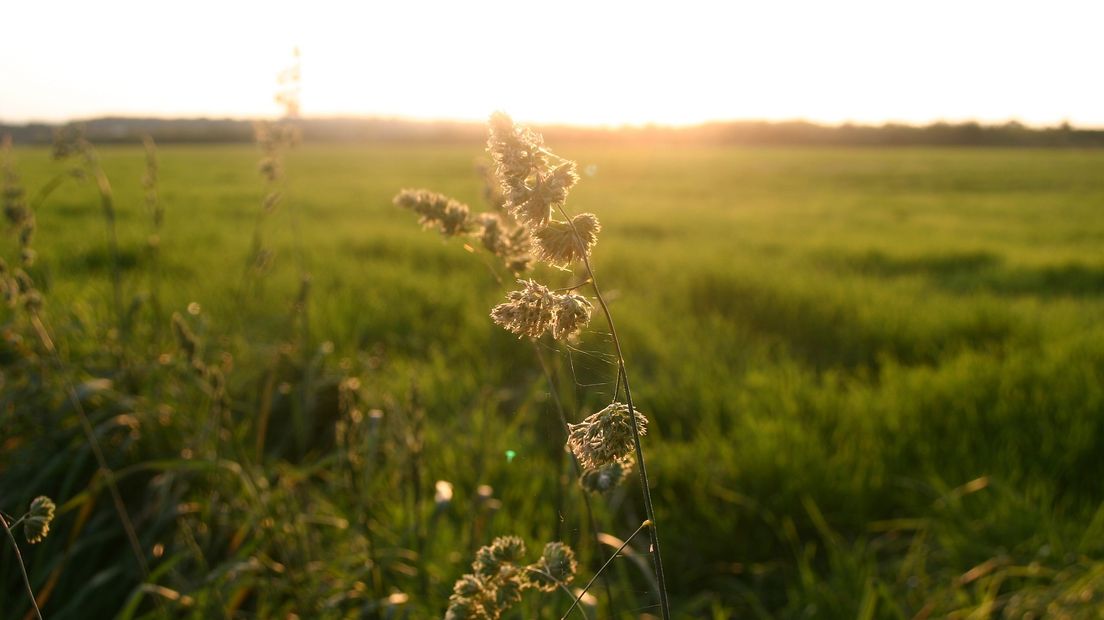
[567,402,648,470]
[490,279,556,339]
[257,157,281,183]
[487,113,582,227]
[487,112,546,193]
[452,574,484,598]
[51,124,86,160]
[533,212,600,267]
[491,280,593,340]
[449,536,575,618]
[509,161,579,227]
[477,212,504,253]
[394,189,474,236]
[551,292,593,340]
[473,545,502,579]
[19,248,36,267]
[476,213,533,271]
[444,596,487,620]
[493,567,524,607]
[579,456,633,494]
[489,535,526,563]
[525,542,578,592]
[14,269,34,294]
[171,312,200,365]
[24,496,56,544]
[22,289,43,312]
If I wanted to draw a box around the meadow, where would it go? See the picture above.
[2,139,1104,618]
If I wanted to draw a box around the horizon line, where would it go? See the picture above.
[2,113,1102,132]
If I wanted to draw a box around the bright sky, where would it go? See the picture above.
[2,0,1103,127]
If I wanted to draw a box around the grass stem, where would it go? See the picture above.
[0,511,43,620]
[533,343,618,619]
[561,519,652,620]
[82,144,125,340]
[557,203,672,619]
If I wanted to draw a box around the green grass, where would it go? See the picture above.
[3,141,1104,618]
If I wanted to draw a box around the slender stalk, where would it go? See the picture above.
[237,125,285,305]
[28,169,77,211]
[1,512,43,620]
[533,343,617,619]
[81,144,125,339]
[238,206,269,301]
[141,135,165,335]
[557,204,672,618]
[561,519,652,620]
[280,145,313,454]
[295,276,312,458]
[552,278,592,293]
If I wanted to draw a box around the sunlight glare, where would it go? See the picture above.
[1,0,1102,126]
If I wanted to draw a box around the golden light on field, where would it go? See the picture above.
[2,0,1103,126]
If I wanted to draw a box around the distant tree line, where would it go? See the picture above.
[3,117,1103,147]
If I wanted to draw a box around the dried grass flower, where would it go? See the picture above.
[477,212,506,254]
[510,161,578,227]
[524,542,578,592]
[551,292,593,340]
[567,402,648,470]
[51,124,86,160]
[171,312,200,366]
[487,113,580,227]
[447,536,577,619]
[394,189,474,237]
[490,279,556,339]
[491,280,593,340]
[579,456,633,494]
[488,535,526,565]
[533,212,601,267]
[487,111,546,194]
[24,496,56,544]
[476,213,532,272]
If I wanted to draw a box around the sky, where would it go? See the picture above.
[2,0,1103,128]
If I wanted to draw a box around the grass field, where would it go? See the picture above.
[3,141,1104,618]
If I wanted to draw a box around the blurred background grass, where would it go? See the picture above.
[2,142,1104,618]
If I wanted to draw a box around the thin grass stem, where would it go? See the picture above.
[556,203,672,619]
[141,135,165,335]
[552,278,592,293]
[533,343,618,619]
[81,143,125,339]
[1,511,43,620]
[561,519,652,620]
